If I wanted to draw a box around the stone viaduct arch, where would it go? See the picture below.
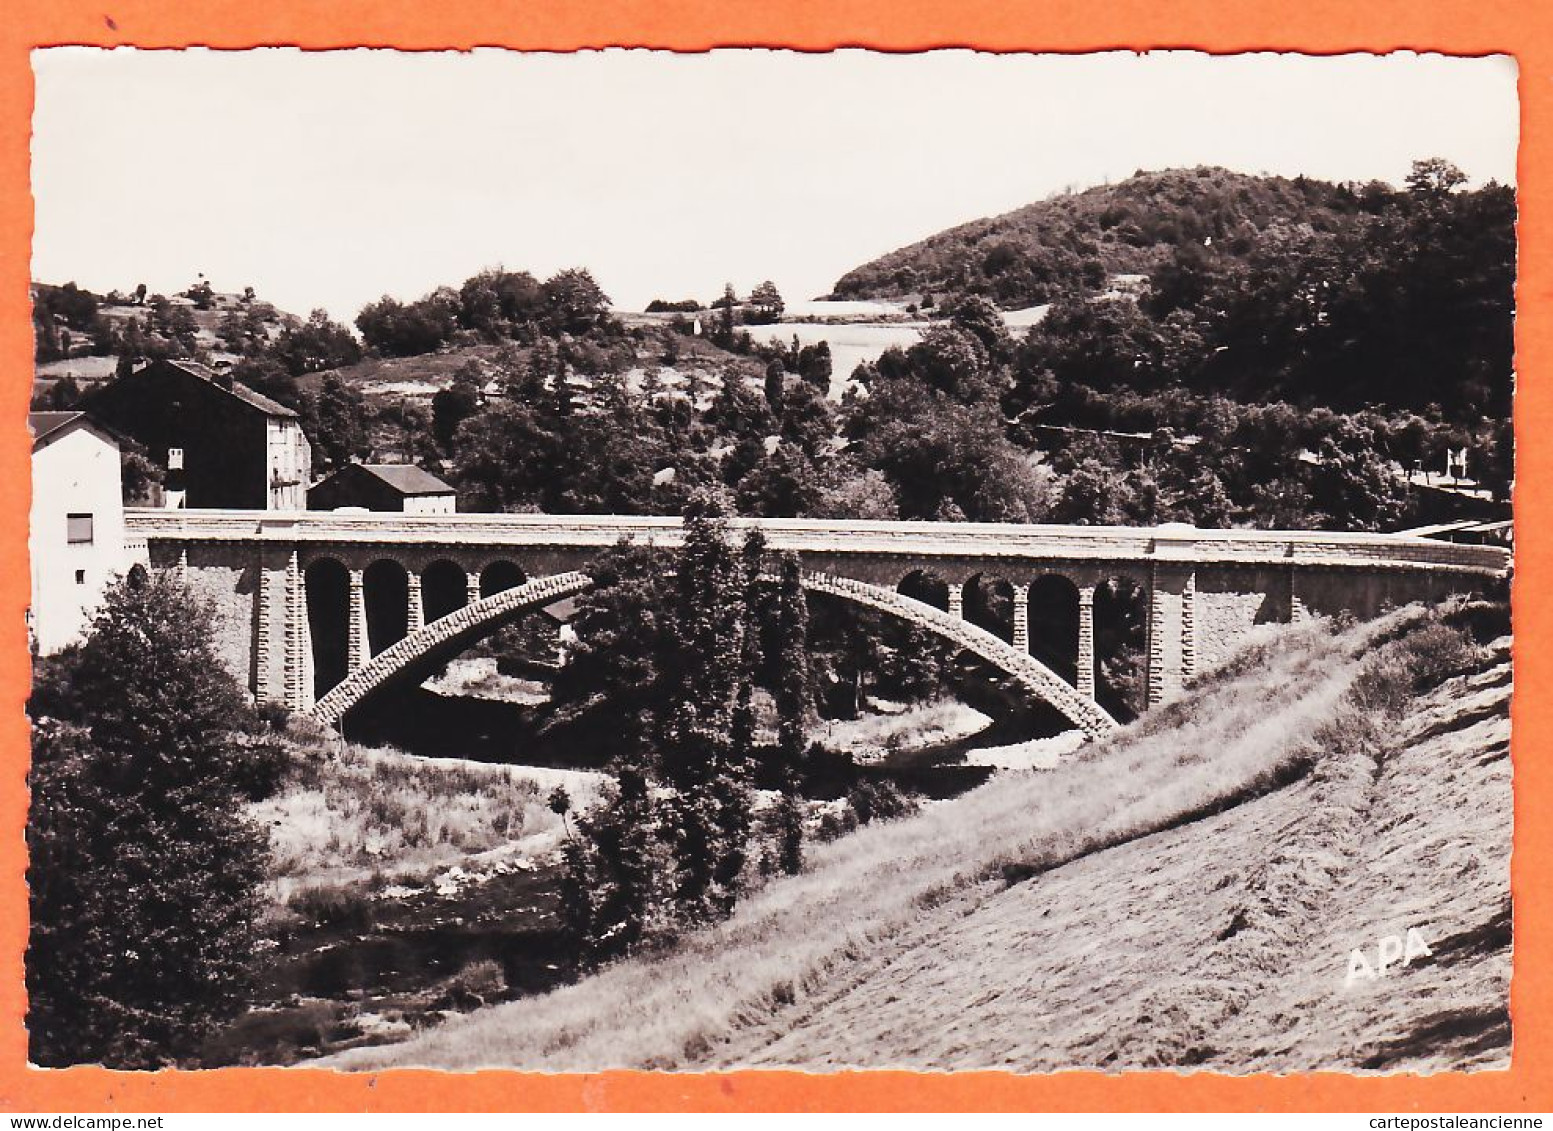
[133,510,1509,746]
[312,571,594,728]
[309,568,1121,738]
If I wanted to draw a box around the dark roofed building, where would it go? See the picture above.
[85,358,311,510]
[308,463,457,514]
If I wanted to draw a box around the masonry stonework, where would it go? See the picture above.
[131,510,1509,733]
[153,542,259,691]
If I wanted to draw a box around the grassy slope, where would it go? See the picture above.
[722,637,1510,1073]
[325,605,1509,1072]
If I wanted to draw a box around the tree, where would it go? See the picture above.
[810,464,900,520]
[763,358,787,414]
[556,500,765,949]
[458,268,545,338]
[432,362,485,453]
[941,293,1015,367]
[27,571,272,1067]
[715,283,738,343]
[307,373,371,474]
[32,372,81,411]
[230,355,299,410]
[905,323,992,402]
[375,399,441,466]
[747,280,785,324]
[185,279,216,310]
[1049,457,1137,526]
[355,292,458,357]
[731,530,767,775]
[796,341,832,391]
[119,440,166,506]
[1406,157,1468,201]
[543,268,611,335]
[559,766,674,965]
[771,553,811,874]
[847,374,1050,522]
[270,309,362,376]
[656,496,755,920]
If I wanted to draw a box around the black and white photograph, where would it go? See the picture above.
[23,48,1516,1073]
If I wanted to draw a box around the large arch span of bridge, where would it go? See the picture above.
[308,569,1121,739]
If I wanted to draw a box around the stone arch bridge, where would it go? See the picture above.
[124,509,1509,741]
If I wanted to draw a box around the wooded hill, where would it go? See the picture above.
[838,164,1515,426]
[832,164,1501,307]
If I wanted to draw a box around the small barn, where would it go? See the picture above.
[308,463,457,514]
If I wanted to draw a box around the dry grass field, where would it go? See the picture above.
[255,737,606,898]
[325,601,1509,1073]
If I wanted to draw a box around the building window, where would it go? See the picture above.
[66,514,93,545]
[168,448,184,470]
[74,570,85,585]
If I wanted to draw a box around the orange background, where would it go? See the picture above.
[0,0,1548,1113]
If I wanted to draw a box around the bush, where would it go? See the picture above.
[1347,615,1483,719]
[287,883,375,932]
[814,805,859,843]
[1348,647,1416,718]
[442,959,507,1009]
[1443,597,1511,645]
[847,779,918,825]
[1396,620,1484,693]
[230,732,291,802]
[256,700,293,732]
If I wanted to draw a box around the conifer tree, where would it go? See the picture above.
[558,766,671,963]
[26,571,271,1067]
[773,552,813,874]
[716,283,737,343]
[657,495,754,920]
[730,529,768,771]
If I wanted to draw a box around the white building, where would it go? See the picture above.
[28,412,143,655]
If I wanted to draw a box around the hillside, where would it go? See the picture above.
[301,331,758,408]
[830,166,1395,307]
[324,601,1511,1072]
[32,281,299,401]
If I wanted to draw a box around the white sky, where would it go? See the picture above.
[30,48,1519,321]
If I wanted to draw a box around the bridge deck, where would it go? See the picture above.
[125,509,1511,576]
